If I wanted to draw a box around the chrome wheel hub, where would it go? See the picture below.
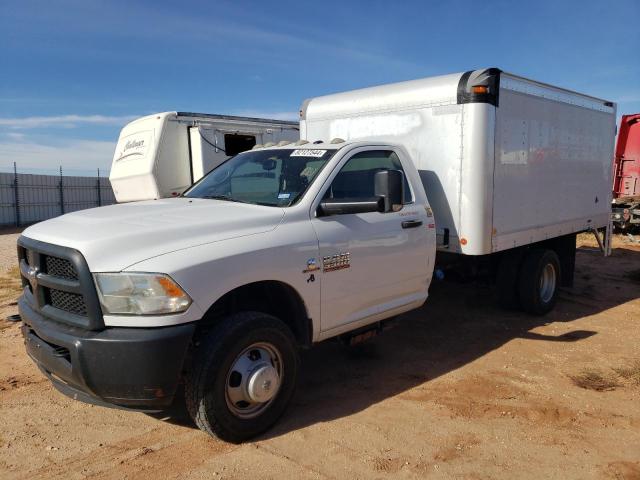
[539,263,556,303]
[225,342,283,419]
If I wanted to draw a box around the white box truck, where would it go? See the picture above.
[109,112,299,202]
[17,68,615,443]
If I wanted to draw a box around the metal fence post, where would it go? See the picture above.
[13,162,20,227]
[96,168,102,207]
[59,166,65,215]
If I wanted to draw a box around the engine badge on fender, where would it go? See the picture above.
[322,252,351,272]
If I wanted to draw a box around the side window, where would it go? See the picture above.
[224,134,256,156]
[324,150,412,203]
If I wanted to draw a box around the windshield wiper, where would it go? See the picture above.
[202,195,247,203]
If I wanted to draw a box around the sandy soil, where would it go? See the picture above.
[1,233,639,479]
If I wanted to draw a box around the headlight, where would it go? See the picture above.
[94,273,192,315]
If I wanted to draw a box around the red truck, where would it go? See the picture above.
[612,113,640,231]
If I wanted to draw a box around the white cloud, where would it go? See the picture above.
[5,132,26,140]
[0,114,138,129]
[0,138,114,174]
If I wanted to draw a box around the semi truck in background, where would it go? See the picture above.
[612,113,640,231]
[18,68,615,442]
[109,112,299,202]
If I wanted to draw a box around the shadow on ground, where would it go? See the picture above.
[150,245,640,438]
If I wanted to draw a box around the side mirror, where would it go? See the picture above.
[375,169,404,213]
[318,169,404,217]
[318,197,382,216]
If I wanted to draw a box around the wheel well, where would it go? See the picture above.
[491,233,576,288]
[198,281,312,347]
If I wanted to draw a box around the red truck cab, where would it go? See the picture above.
[612,114,640,230]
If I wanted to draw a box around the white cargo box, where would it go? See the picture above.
[110,112,299,202]
[301,69,616,255]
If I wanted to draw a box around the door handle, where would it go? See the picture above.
[401,220,423,229]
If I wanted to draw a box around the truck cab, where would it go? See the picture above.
[18,140,436,442]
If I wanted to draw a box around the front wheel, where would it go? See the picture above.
[185,312,299,443]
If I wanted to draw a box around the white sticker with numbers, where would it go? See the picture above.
[290,149,327,157]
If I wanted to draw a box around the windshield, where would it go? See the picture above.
[184,148,337,207]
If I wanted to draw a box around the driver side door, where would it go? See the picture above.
[311,147,431,336]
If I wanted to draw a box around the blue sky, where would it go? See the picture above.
[1,0,639,175]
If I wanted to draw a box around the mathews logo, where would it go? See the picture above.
[25,266,39,290]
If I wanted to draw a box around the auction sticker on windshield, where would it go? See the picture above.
[290,149,327,157]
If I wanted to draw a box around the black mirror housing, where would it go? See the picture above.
[374,169,404,213]
[319,197,382,216]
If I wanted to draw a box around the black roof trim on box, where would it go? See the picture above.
[176,112,298,127]
[457,68,502,107]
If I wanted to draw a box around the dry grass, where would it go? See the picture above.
[570,368,621,391]
[614,361,640,386]
[0,266,22,308]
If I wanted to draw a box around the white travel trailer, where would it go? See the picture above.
[109,112,299,202]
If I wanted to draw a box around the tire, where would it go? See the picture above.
[185,311,299,443]
[518,249,561,315]
[495,251,523,310]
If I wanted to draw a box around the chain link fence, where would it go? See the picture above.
[0,164,116,227]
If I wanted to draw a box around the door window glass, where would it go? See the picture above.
[324,150,412,203]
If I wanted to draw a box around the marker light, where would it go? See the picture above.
[94,273,192,315]
[472,85,489,94]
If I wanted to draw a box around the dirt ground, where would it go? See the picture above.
[1,231,639,479]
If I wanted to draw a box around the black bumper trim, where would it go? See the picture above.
[20,297,196,410]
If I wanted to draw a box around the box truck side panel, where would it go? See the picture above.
[492,77,616,252]
[301,72,466,249]
[305,105,464,249]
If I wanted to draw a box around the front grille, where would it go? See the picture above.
[45,256,78,280]
[49,290,87,316]
[18,237,104,330]
[26,249,37,266]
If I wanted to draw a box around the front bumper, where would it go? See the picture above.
[19,296,196,411]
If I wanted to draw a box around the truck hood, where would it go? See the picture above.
[22,198,285,271]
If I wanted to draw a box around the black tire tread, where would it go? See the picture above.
[184,311,298,443]
[518,249,560,316]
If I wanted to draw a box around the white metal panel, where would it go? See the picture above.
[492,88,615,251]
[302,69,616,255]
[302,75,469,252]
[458,103,496,255]
[501,74,615,113]
[302,72,461,122]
